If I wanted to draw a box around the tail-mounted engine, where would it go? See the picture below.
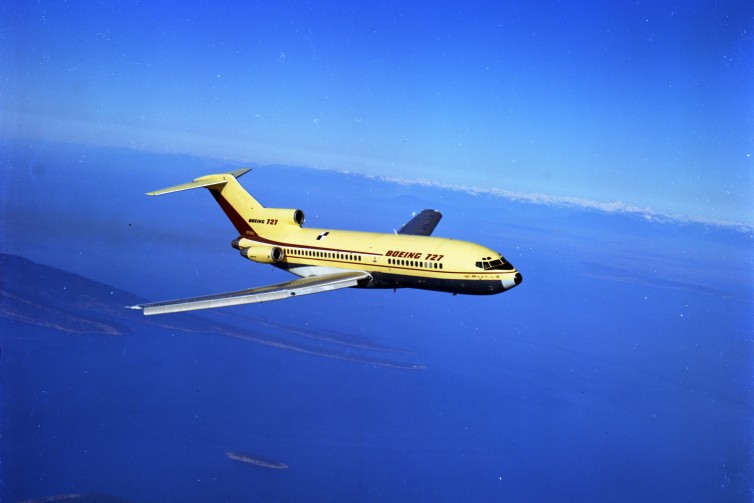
[241,245,285,264]
[255,208,305,227]
[231,237,285,264]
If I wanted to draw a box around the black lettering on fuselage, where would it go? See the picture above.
[386,250,422,259]
[385,250,443,261]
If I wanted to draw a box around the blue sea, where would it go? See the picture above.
[1,142,752,501]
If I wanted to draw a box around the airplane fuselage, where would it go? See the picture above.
[232,225,521,295]
[130,168,521,315]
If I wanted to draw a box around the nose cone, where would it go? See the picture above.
[501,272,522,291]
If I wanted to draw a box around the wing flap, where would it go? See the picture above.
[129,270,370,315]
[397,209,442,236]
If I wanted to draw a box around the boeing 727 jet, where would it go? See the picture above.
[129,169,522,315]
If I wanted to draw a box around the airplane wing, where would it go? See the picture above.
[129,271,371,315]
[397,209,442,236]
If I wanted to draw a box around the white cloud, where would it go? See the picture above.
[3,112,750,233]
[377,176,754,233]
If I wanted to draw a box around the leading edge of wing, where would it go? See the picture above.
[128,271,371,316]
[397,209,442,236]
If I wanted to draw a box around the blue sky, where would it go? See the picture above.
[2,1,752,226]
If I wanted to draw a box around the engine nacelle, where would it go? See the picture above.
[240,245,285,264]
[255,208,305,227]
[231,237,254,250]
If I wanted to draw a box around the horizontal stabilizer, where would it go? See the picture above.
[129,270,370,315]
[147,168,251,196]
[397,209,442,236]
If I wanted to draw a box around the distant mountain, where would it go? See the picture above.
[0,253,219,336]
[0,253,271,336]
[0,253,148,335]
[0,254,422,368]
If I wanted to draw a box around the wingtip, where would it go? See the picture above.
[126,304,144,311]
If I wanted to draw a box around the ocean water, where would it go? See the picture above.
[1,143,752,502]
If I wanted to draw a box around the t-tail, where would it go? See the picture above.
[146,168,305,239]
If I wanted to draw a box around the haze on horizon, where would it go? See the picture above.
[2,1,752,227]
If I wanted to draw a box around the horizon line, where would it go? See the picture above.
[3,126,751,234]
[342,171,753,234]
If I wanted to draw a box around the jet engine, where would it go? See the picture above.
[240,245,285,264]
[257,208,305,227]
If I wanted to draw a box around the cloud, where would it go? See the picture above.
[3,113,750,233]
[375,175,754,233]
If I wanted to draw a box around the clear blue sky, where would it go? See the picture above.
[2,1,752,226]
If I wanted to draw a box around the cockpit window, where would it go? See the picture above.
[475,256,515,271]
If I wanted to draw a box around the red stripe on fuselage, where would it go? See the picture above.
[210,189,257,236]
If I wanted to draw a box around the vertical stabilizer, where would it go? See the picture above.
[147,169,265,236]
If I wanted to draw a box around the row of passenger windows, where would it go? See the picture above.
[387,258,443,270]
[283,248,443,270]
[285,248,362,262]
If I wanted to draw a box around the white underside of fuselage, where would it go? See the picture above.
[284,264,359,278]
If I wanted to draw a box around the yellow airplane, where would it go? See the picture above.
[130,169,522,315]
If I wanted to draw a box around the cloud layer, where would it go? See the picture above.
[376,175,754,234]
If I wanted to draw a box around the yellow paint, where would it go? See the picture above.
[147,169,521,292]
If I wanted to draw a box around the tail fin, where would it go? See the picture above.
[147,168,264,237]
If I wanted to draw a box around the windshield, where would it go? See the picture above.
[475,256,515,271]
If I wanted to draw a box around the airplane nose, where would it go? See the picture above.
[501,272,522,290]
